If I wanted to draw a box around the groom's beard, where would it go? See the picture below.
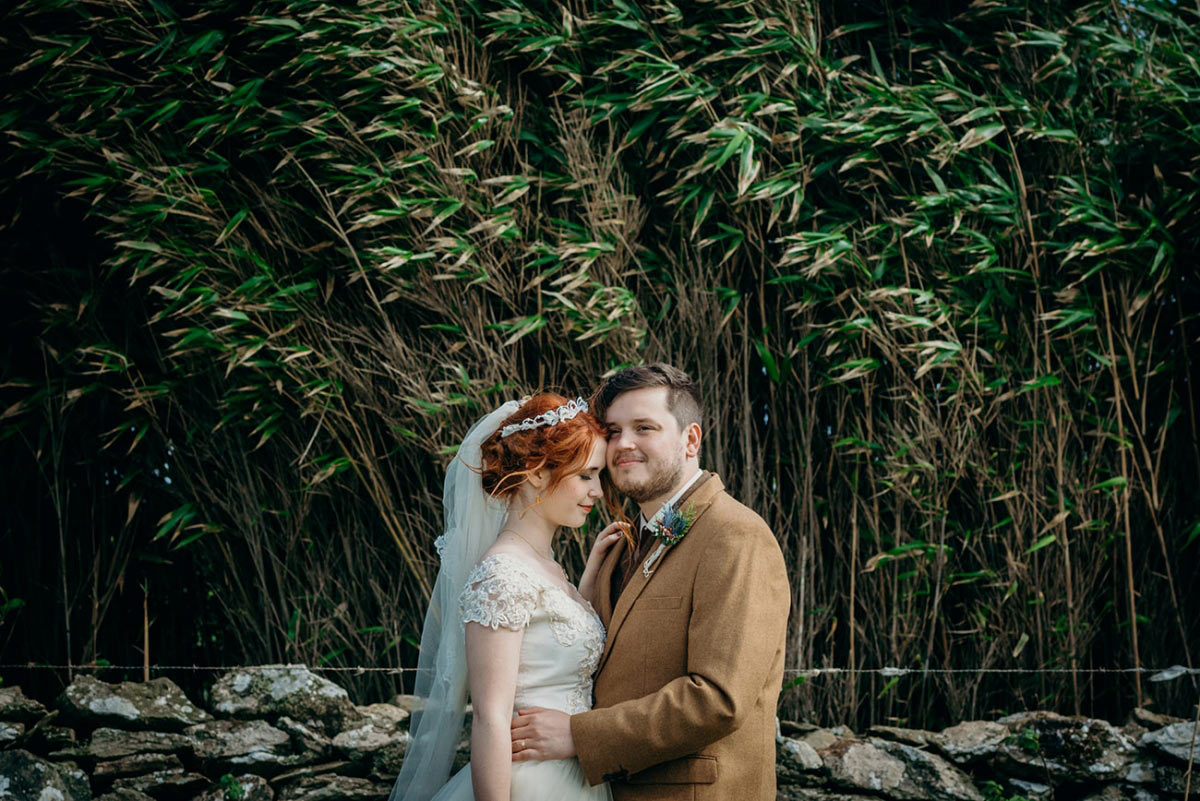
[612,451,686,505]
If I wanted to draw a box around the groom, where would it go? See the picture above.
[510,363,790,800]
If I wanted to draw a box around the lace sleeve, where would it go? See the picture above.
[459,555,541,631]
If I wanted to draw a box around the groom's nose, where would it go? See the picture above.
[608,430,635,454]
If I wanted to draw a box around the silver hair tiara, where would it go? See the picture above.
[500,398,589,438]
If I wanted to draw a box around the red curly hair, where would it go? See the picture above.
[479,394,606,500]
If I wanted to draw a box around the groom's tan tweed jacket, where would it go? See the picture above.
[571,473,790,800]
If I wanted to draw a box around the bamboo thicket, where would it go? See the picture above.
[1,0,1197,727]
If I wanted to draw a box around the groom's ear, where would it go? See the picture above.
[683,422,702,459]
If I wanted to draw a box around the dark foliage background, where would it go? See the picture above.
[2,0,1198,729]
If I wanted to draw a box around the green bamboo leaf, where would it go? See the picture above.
[711,129,747,171]
[154,503,197,540]
[454,139,495,158]
[1018,375,1062,393]
[215,209,248,246]
[956,123,1005,151]
[691,189,714,238]
[737,138,757,196]
[170,527,212,550]
[256,17,302,31]
[184,30,224,57]
[318,647,349,665]
[144,99,183,126]
[623,111,659,145]
[753,340,779,383]
[831,357,881,382]
[1026,534,1056,554]
[117,240,163,254]
[273,282,317,297]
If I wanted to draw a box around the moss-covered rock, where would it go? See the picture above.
[210,667,360,736]
[0,749,92,801]
[59,676,210,732]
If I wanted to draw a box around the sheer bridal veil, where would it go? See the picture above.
[388,400,520,801]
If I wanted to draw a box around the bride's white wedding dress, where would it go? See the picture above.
[429,552,612,801]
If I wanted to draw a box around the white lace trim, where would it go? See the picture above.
[458,553,605,714]
[460,555,540,631]
[541,589,604,713]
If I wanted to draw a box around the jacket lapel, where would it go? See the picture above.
[596,474,725,675]
[594,534,625,628]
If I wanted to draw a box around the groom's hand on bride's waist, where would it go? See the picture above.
[510,707,575,761]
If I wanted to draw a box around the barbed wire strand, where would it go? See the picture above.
[0,664,1196,680]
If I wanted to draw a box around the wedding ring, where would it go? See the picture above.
[519,739,526,751]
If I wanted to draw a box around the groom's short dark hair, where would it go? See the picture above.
[592,362,702,430]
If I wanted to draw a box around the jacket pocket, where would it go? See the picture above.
[627,755,718,784]
[637,595,682,610]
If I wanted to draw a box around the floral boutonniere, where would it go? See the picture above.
[642,501,697,577]
[651,501,696,545]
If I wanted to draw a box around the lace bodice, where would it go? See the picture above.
[459,553,606,714]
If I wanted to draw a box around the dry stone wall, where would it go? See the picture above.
[0,668,1194,801]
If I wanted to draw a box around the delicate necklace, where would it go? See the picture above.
[500,529,567,580]
[500,528,554,561]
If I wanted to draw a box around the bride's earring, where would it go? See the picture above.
[517,495,542,517]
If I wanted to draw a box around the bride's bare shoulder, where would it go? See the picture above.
[471,544,533,575]
[482,541,525,560]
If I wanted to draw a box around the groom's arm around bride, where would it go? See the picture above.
[512,363,791,801]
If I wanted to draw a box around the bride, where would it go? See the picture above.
[389,394,627,801]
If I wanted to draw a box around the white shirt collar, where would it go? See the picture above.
[640,468,704,532]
